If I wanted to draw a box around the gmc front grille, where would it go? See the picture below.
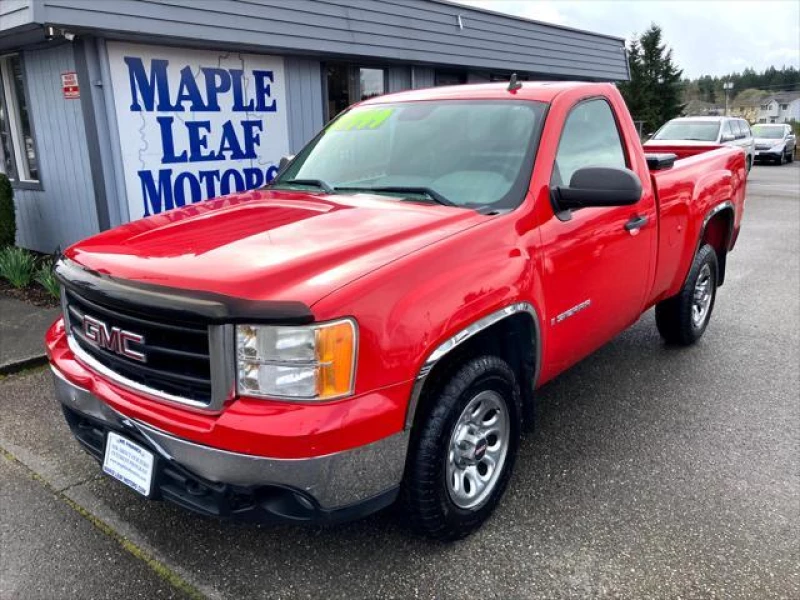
[63,287,219,408]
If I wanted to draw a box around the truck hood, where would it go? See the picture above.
[65,189,485,308]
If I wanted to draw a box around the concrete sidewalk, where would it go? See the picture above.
[0,295,58,374]
[0,370,207,600]
[0,455,192,600]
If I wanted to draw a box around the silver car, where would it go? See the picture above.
[751,123,796,165]
[646,116,756,172]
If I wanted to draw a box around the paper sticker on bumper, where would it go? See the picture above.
[103,432,155,497]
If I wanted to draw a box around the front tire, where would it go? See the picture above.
[655,244,718,346]
[403,356,521,541]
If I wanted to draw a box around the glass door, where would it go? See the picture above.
[324,63,386,121]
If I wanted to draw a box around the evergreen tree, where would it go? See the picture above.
[619,24,685,133]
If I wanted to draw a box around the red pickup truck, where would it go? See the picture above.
[47,82,746,540]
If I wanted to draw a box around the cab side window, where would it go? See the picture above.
[721,120,734,140]
[739,121,751,138]
[551,98,627,187]
[732,121,744,139]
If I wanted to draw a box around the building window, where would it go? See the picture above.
[434,70,467,86]
[0,54,38,183]
[358,68,385,101]
[324,63,386,121]
[779,103,789,110]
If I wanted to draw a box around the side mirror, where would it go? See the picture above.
[277,154,295,174]
[720,134,735,142]
[551,167,642,216]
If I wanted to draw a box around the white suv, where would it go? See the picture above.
[646,116,756,172]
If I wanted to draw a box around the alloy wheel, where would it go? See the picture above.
[446,390,510,510]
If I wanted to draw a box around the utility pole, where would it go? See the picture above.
[723,81,734,116]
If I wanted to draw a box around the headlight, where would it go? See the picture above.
[236,319,357,400]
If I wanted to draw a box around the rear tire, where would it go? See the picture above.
[655,244,718,346]
[403,356,521,541]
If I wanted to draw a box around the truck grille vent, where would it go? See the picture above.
[63,288,213,405]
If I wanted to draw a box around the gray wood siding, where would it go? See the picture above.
[387,65,411,92]
[36,0,628,80]
[15,44,97,252]
[0,0,32,29]
[412,66,435,89]
[285,56,324,153]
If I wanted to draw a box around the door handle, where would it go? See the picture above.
[624,215,648,231]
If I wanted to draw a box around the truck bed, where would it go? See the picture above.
[644,142,725,161]
[646,145,746,305]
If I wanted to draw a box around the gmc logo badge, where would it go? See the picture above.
[82,315,146,363]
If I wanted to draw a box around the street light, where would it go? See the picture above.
[723,81,734,116]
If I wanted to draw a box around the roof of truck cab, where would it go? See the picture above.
[359,81,613,105]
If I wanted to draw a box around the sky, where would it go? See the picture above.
[454,0,800,79]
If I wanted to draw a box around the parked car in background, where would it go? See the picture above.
[751,123,796,165]
[645,116,755,172]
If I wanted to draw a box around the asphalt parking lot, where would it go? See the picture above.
[1,162,798,600]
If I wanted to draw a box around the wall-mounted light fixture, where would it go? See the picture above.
[43,25,75,42]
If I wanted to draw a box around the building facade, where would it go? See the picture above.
[0,0,629,253]
[757,92,800,124]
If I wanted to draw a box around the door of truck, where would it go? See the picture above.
[537,96,657,375]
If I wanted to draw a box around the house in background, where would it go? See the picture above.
[730,90,768,124]
[758,92,800,123]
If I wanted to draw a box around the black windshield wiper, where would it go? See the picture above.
[336,186,456,206]
[274,179,335,194]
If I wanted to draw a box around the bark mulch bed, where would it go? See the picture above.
[0,279,59,309]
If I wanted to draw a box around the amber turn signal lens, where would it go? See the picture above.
[316,320,356,399]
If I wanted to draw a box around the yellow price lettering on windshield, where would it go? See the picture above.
[331,108,394,131]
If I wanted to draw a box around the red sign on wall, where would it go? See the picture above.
[61,71,79,99]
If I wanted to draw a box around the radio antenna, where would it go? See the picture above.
[507,73,522,92]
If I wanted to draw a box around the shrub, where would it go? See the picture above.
[0,246,35,288]
[35,260,60,299]
[0,173,14,247]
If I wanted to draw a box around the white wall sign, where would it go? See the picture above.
[107,42,290,221]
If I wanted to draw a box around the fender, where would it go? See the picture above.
[701,200,736,250]
[404,301,543,429]
[667,168,734,298]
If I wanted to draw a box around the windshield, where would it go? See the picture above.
[751,125,785,139]
[273,100,547,209]
[652,120,721,142]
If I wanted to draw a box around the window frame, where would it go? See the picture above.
[322,62,387,122]
[721,120,735,139]
[356,66,387,103]
[0,52,41,190]
[550,95,631,192]
[739,120,751,138]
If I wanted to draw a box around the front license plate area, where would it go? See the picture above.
[103,432,155,497]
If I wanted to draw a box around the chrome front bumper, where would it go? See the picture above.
[52,367,409,511]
